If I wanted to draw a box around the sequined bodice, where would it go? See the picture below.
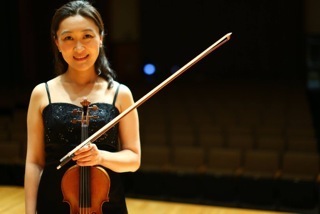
[42,103,119,165]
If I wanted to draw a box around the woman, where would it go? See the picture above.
[24,0,141,213]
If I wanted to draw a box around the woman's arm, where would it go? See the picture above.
[24,83,46,214]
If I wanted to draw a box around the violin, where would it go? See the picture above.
[61,99,110,214]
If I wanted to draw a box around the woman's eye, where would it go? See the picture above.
[63,36,73,41]
[84,34,94,39]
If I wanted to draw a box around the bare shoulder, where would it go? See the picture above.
[29,82,50,111]
[31,76,61,100]
[117,82,132,96]
[113,81,134,111]
[30,82,47,98]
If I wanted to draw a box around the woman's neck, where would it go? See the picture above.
[62,69,99,86]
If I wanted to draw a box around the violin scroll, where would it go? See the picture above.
[71,98,99,124]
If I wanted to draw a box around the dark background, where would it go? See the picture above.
[2,0,319,98]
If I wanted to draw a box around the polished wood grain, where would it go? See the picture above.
[0,186,25,214]
[0,186,293,214]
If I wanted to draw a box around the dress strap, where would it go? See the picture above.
[112,84,121,106]
[45,82,52,104]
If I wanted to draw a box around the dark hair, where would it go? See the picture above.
[51,0,115,88]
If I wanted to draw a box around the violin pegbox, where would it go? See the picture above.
[71,98,99,125]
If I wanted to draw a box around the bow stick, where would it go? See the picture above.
[57,32,232,169]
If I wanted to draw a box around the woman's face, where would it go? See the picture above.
[55,14,102,72]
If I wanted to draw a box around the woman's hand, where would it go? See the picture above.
[72,143,102,166]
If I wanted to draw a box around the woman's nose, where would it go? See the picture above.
[74,41,84,52]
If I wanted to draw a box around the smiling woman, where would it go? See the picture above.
[24,1,141,214]
[0,186,294,214]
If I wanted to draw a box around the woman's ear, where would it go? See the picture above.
[54,39,61,52]
[99,36,103,47]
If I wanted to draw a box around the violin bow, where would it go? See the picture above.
[57,32,232,170]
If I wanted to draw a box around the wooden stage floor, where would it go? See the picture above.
[0,185,295,214]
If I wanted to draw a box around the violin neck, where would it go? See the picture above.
[79,124,91,208]
[81,124,89,142]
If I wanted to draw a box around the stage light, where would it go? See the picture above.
[143,63,156,75]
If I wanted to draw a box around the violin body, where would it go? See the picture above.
[61,165,110,214]
[61,99,110,214]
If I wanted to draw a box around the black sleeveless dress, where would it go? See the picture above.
[36,82,128,214]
